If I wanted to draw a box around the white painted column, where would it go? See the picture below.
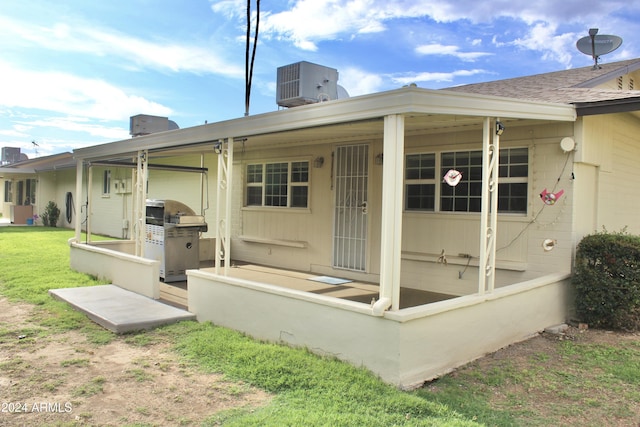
[134,150,148,257]
[73,159,84,242]
[87,166,93,242]
[376,114,405,313]
[215,139,233,276]
[478,118,500,294]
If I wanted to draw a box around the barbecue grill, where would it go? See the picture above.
[144,199,207,282]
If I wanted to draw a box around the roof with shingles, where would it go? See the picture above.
[0,152,74,172]
[444,58,640,105]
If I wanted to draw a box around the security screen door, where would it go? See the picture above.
[333,144,369,271]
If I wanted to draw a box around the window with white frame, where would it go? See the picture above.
[404,147,528,214]
[245,161,309,208]
[497,147,528,213]
[4,181,12,203]
[405,153,436,211]
[102,170,111,196]
[26,179,36,204]
[440,150,483,212]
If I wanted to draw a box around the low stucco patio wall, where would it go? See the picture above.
[187,270,572,389]
[69,240,160,299]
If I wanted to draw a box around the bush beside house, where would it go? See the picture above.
[41,201,61,227]
[574,230,640,331]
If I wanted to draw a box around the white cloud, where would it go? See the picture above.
[0,128,30,138]
[338,67,385,95]
[392,69,487,85]
[240,0,637,51]
[17,117,130,140]
[0,16,244,78]
[415,43,492,61]
[510,23,577,68]
[0,62,172,121]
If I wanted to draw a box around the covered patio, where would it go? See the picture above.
[69,86,576,388]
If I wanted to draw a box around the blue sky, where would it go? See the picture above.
[1,0,639,158]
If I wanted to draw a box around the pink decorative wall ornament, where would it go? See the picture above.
[443,169,462,186]
[539,188,564,205]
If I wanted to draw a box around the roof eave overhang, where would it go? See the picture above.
[0,168,37,178]
[73,87,577,161]
[574,98,640,116]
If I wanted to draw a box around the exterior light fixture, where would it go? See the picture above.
[313,156,325,168]
[375,153,384,165]
[213,140,223,154]
[495,121,505,136]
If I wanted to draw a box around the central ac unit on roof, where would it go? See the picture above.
[276,61,340,108]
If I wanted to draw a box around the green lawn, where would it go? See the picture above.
[1,227,638,426]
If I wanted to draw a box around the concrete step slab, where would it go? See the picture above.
[49,284,196,333]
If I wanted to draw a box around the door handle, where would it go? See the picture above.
[359,202,368,214]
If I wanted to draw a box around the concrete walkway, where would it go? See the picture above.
[49,285,196,333]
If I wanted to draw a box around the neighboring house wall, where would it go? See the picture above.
[81,154,218,240]
[146,153,217,239]
[54,169,77,229]
[87,166,133,237]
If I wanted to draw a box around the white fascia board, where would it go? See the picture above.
[0,168,37,176]
[74,87,576,160]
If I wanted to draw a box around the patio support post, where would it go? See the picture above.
[73,159,84,242]
[215,138,233,275]
[377,114,405,313]
[134,150,148,257]
[477,118,499,294]
[87,165,93,242]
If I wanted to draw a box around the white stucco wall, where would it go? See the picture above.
[573,113,640,239]
[187,269,571,388]
[69,241,160,299]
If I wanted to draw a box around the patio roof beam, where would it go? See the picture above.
[87,160,208,174]
[73,88,576,161]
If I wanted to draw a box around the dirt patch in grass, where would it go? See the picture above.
[0,297,271,426]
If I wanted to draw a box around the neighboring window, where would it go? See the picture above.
[26,179,36,204]
[245,161,309,208]
[102,170,111,195]
[405,147,529,214]
[405,153,436,211]
[4,181,12,203]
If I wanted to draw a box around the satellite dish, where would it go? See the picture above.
[576,28,622,69]
[560,137,576,152]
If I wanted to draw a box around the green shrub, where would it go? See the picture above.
[573,230,640,331]
[41,201,61,227]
